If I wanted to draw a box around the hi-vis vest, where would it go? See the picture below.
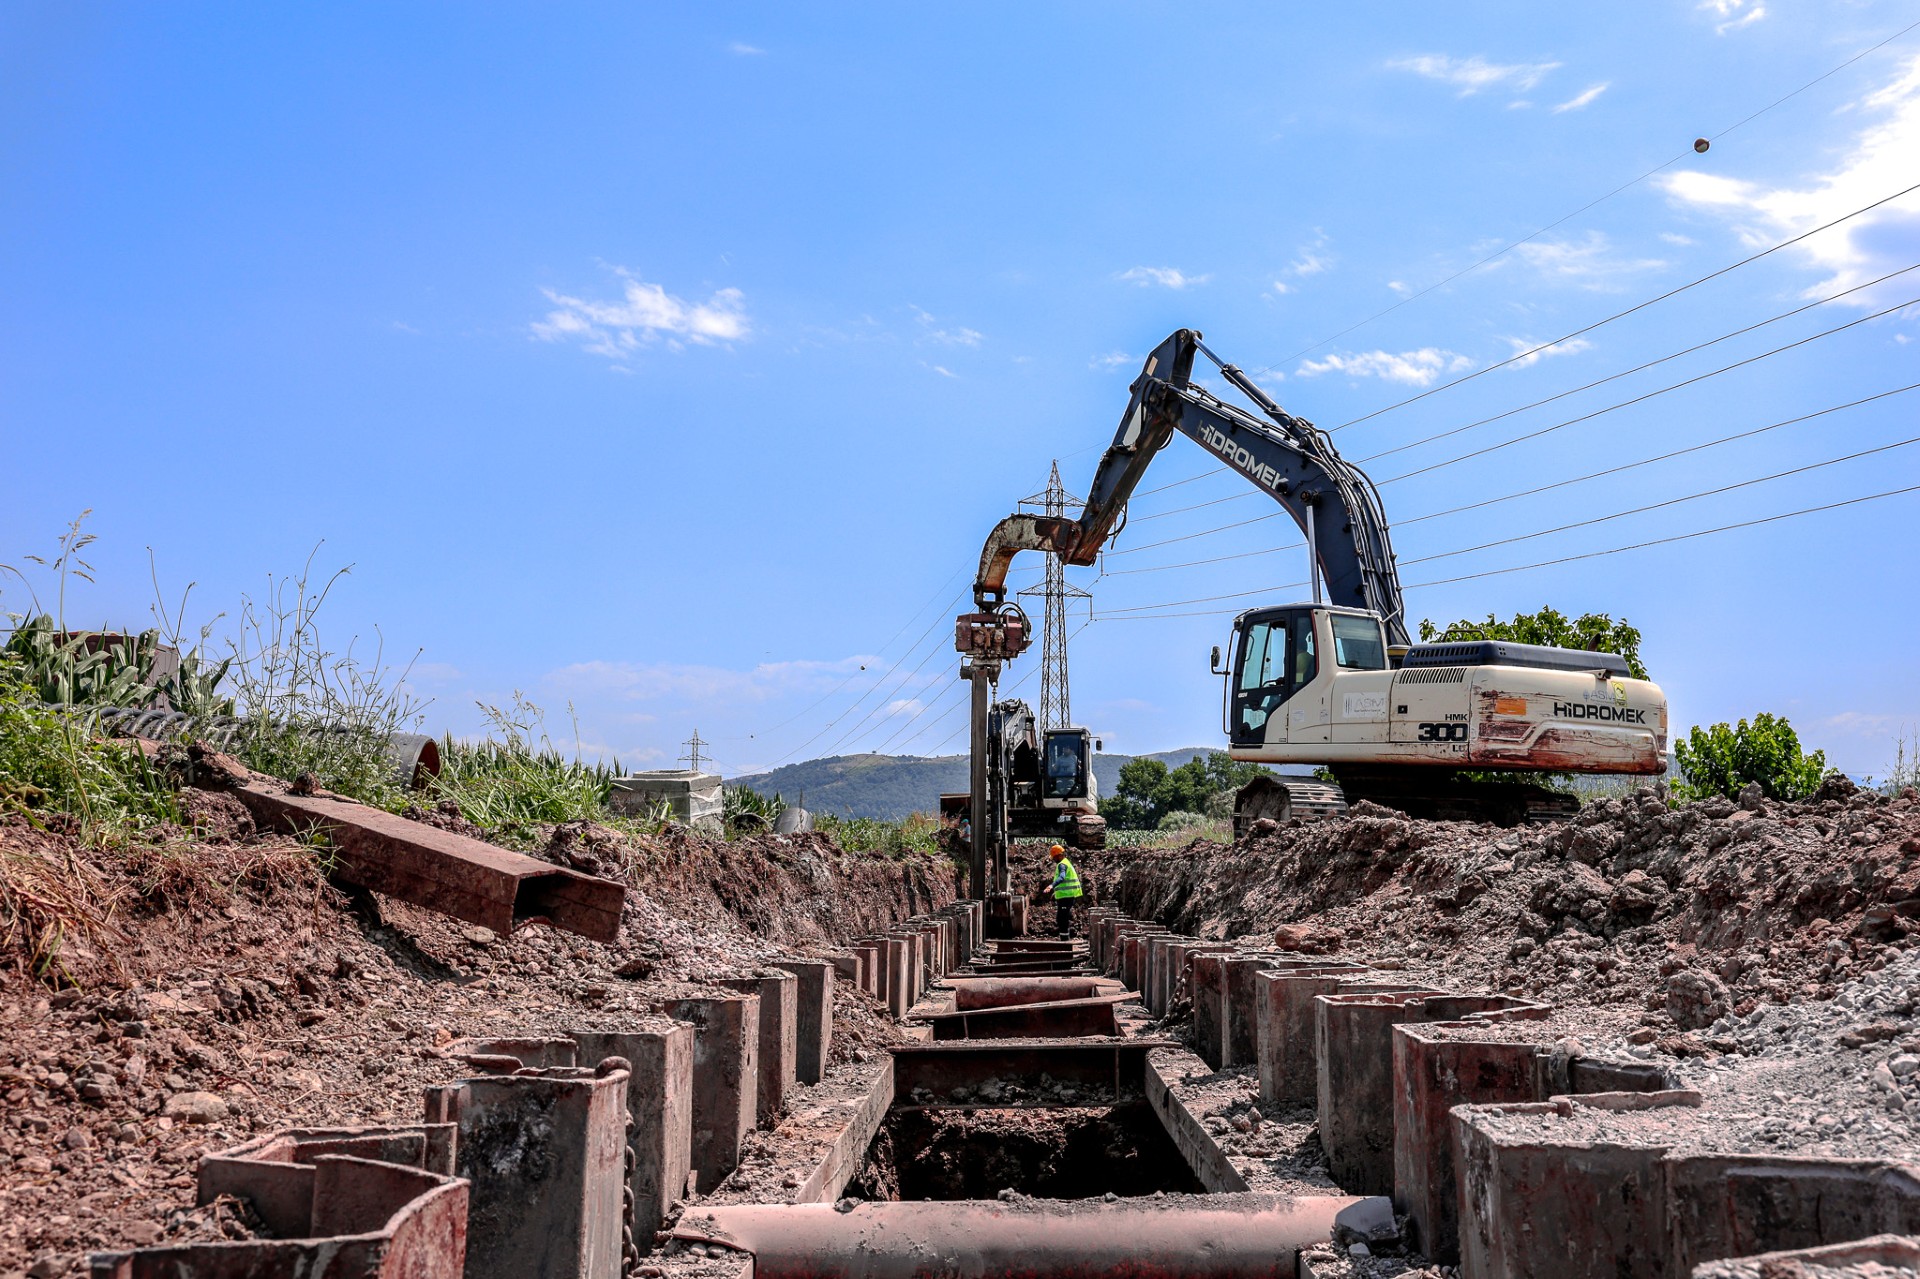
[1053,857,1083,899]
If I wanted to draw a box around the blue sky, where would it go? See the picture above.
[4,2,1918,781]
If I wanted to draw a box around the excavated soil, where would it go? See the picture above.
[1109,780,1920,1034]
[851,1104,1204,1201]
[0,804,960,1278]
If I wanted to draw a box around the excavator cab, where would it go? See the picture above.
[1041,728,1094,801]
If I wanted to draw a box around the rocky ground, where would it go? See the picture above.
[1107,776,1920,1278]
[0,800,959,1279]
[9,771,1919,1279]
[1108,778,1920,1035]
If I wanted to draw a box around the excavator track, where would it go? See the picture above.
[1072,813,1108,851]
[1232,774,1349,836]
[1233,769,1580,834]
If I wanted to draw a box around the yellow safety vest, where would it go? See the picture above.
[1053,857,1083,899]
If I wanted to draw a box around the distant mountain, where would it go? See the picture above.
[727,747,1226,821]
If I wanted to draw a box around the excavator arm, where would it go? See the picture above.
[971,329,1410,645]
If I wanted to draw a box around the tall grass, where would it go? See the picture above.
[217,548,425,806]
[419,693,636,841]
[815,811,942,858]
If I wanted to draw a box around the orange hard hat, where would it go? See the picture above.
[1049,844,1066,859]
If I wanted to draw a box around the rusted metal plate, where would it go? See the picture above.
[920,995,1127,1040]
[92,1153,467,1279]
[888,1040,1172,1107]
[672,1194,1360,1279]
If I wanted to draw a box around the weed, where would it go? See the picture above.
[816,811,942,858]
[422,693,627,842]
[218,547,426,805]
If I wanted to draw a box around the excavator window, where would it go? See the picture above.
[1331,614,1386,670]
[1043,733,1087,800]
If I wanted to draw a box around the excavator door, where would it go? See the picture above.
[1228,607,1321,749]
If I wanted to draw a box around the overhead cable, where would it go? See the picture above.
[1327,181,1920,433]
[1378,291,1920,485]
[1247,17,1920,381]
[1357,260,1920,465]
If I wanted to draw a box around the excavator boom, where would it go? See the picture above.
[972,329,1410,645]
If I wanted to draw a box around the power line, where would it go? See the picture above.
[1100,383,1919,581]
[1329,180,1920,434]
[1095,296,1911,572]
[754,567,969,740]
[1128,488,1258,523]
[1399,433,1920,569]
[1356,260,1920,466]
[1248,17,1920,379]
[1405,483,1920,591]
[1095,481,1920,621]
[818,613,964,758]
[1397,382,1920,528]
[1094,423,1920,617]
[1378,290,1920,485]
[1106,539,1306,576]
[1105,510,1288,557]
[766,585,969,766]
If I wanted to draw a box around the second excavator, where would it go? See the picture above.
[957,329,1668,841]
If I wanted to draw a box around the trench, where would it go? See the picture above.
[850,1105,1205,1201]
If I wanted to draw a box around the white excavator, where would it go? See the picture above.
[959,329,1668,833]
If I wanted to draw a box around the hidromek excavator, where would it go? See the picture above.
[954,329,1667,911]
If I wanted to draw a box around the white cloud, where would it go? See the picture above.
[1501,335,1595,368]
[1388,53,1562,97]
[1506,231,1667,290]
[911,306,983,346]
[1118,266,1210,289]
[925,363,958,378]
[1295,348,1475,386]
[1661,53,1920,304]
[1386,280,1412,296]
[1091,351,1138,370]
[728,42,766,55]
[1659,232,1695,246]
[532,267,748,360]
[882,698,925,718]
[1700,0,1766,34]
[1269,280,1293,295]
[1553,82,1609,113]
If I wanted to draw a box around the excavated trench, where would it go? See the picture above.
[852,1106,1205,1201]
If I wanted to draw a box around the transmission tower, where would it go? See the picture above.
[1017,462,1092,732]
[680,729,709,772]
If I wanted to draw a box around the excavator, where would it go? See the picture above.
[957,329,1669,839]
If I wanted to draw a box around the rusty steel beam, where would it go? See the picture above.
[888,1040,1171,1106]
[947,976,1105,1010]
[152,744,625,941]
[920,995,1127,1040]
[672,1194,1361,1279]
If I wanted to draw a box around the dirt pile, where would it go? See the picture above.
[1107,779,1920,1034]
[0,805,960,1277]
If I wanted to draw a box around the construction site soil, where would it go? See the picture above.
[7,775,1920,1278]
[0,807,957,1278]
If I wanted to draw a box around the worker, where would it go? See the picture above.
[1040,843,1083,938]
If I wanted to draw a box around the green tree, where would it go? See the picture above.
[1099,751,1271,829]
[1673,713,1830,802]
[1419,606,1648,680]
